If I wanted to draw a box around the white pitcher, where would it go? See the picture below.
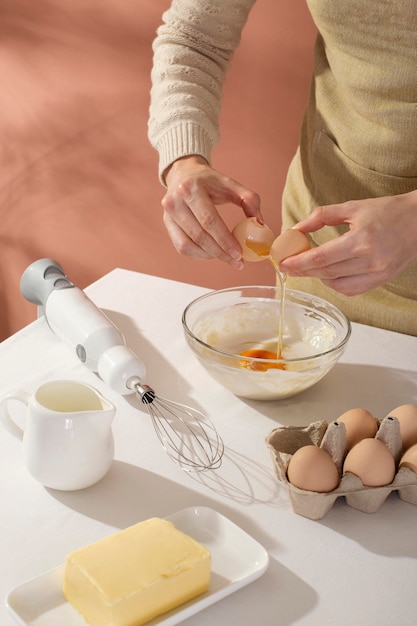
[0,380,115,490]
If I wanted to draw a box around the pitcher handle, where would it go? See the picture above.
[0,390,30,440]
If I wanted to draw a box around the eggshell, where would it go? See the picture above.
[385,404,417,451]
[336,408,378,449]
[270,229,310,266]
[287,444,340,493]
[343,438,396,487]
[399,443,417,474]
[232,217,275,262]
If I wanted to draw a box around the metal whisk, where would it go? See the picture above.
[130,379,224,472]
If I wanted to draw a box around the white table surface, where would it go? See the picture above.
[1,268,417,626]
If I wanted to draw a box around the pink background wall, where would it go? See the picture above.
[0,0,316,340]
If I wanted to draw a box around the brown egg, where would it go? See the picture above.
[336,408,378,449]
[287,445,340,493]
[399,443,417,474]
[385,404,417,451]
[232,217,275,262]
[270,229,310,266]
[343,438,396,487]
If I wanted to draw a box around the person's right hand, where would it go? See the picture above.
[162,155,262,269]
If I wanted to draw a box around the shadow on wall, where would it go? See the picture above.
[0,0,316,340]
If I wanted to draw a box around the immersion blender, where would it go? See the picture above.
[20,259,223,471]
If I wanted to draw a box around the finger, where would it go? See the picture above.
[288,256,372,281]
[162,188,230,255]
[280,235,355,273]
[194,173,261,219]
[177,169,262,227]
[235,188,262,220]
[166,189,243,260]
[166,178,250,260]
[189,191,244,257]
[163,212,211,260]
[294,201,359,233]
[163,211,244,269]
[180,177,262,252]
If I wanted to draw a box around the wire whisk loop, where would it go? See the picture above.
[134,383,224,472]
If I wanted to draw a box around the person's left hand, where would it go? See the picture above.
[279,190,417,296]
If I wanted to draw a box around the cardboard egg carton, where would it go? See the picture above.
[266,418,417,520]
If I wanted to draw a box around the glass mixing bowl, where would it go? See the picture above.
[182,286,351,400]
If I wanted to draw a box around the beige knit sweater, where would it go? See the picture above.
[149,0,417,335]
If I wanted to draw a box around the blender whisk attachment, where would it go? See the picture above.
[131,379,224,472]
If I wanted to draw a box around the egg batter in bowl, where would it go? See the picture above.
[182,286,351,400]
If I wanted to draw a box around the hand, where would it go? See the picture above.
[162,156,262,269]
[279,190,417,295]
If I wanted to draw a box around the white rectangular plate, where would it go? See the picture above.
[6,506,269,626]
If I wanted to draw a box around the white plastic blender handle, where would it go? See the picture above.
[20,259,146,395]
[20,258,68,312]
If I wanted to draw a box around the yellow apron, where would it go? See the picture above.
[281,0,417,335]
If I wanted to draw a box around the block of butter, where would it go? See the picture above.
[63,517,211,626]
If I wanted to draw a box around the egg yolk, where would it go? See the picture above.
[239,349,285,371]
[245,239,271,257]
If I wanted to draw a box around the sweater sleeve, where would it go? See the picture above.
[148,0,255,184]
